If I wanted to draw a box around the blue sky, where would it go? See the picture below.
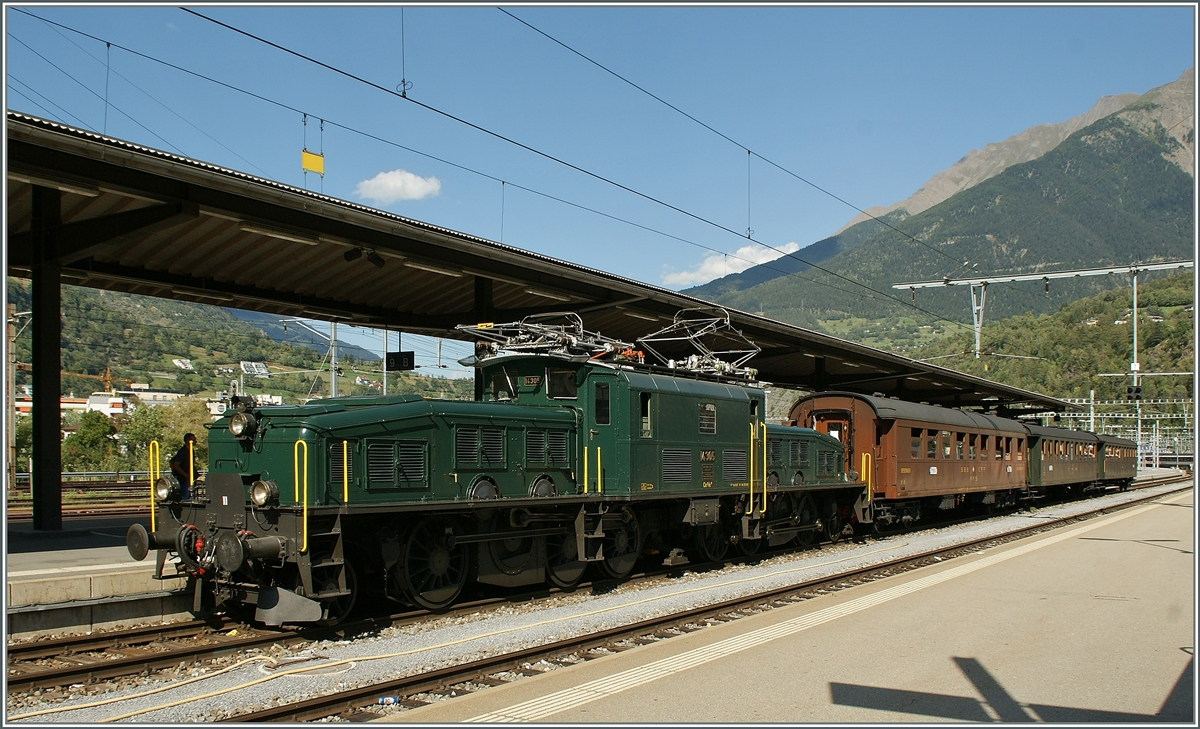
[4,4,1195,373]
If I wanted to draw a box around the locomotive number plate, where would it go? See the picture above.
[523,375,542,388]
[700,450,716,463]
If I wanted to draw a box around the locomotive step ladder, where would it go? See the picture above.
[298,513,350,599]
[574,503,611,563]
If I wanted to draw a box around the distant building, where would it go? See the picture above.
[86,392,127,417]
[120,385,185,406]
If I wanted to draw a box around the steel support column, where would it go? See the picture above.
[473,276,494,401]
[30,186,62,531]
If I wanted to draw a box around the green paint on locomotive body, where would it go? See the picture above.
[207,353,847,508]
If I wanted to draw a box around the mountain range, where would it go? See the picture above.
[687,69,1194,339]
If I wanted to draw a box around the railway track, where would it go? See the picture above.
[226,477,1192,723]
[6,473,1188,722]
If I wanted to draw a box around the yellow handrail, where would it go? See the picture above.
[761,421,768,514]
[148,440,160,532]
[597,447,603,493]
[188,439,195,487]
[861,452,873,504]
[341,440,349,503]
[583,444,589,494]
[294,440,309,553]
[748,422,755,515]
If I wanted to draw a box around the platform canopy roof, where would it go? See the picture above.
[6,112,1069,413]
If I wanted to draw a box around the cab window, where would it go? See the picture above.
[547,368,578,399]
[594,382,610,425]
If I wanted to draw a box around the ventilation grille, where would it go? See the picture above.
[329,442,353,483]
[768,439,782,465]
[367,443,393,483]
[723,450,747,482]
[456,428,479,466]
[817,450,837,477]
[662,449,692,483]
[526,430,546,464]
[548,431,568,464]
[398,442,425,482]
[792,441,810,465]
[481,427,505,466]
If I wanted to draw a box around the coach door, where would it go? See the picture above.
[583,374,620,494]
[811,409,855,474]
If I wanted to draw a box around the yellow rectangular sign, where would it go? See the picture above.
[301,149,325,175]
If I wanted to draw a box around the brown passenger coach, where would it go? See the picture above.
[790,392,1031,529]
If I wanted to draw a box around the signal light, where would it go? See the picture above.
[1126,386,1142,401]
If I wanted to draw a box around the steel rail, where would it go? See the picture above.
[220,476,1191,722]
[8,473,1185,697]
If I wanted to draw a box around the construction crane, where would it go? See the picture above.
[61,366,132,393]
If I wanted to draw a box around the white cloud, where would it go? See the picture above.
[662,241,801,288]
[354,169,441,203]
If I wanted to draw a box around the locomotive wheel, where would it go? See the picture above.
[546,527,586,589]
[489,514,534,576]
[823,499,843,544]
[692,523,729,563]
[317,560,358,626]
[597,509,640,579]
[400,517,468,610]
[794,494,818,547]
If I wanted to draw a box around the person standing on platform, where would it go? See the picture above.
[170,433,199,499]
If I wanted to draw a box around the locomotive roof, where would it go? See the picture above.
[795,391,1027,434]
[765,423,843,448]
[482,353,764,400]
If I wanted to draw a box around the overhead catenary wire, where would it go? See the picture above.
[496,9,976,274]
[7,31,185,154]
[178,8,976,327]
[498,8,1190,311]
[28,13,273,177]
[11,9,970,332]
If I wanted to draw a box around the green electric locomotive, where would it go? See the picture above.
[127,315,861,626]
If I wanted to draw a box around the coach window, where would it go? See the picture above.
[941,431,951,459]
[955,433,965,459]
[911,428,922,458]
[1004,437,1012,460]
[926,430,937,459]
[995,436,1003,460]
[594,383,610,425]
[980,435,989,459]
[968,434,977,459]
[1017,440,1024,461]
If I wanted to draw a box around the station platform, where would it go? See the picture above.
[6,515,191,639]
[395,487,1195,723]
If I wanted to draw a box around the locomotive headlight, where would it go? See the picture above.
[155,476,180,501]
[229,412,257,438]
[250,479,279,507]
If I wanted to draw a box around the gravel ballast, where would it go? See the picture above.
[6,478,1190,723]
